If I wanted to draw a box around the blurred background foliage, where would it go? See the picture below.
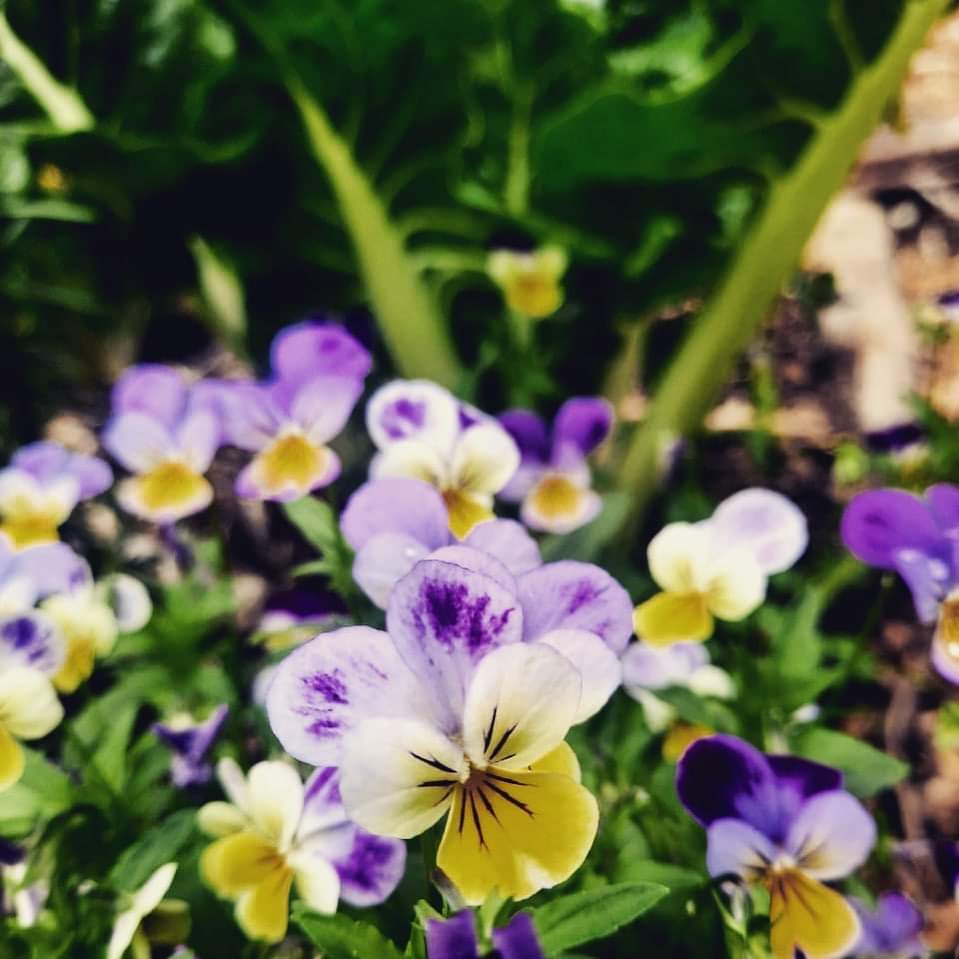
[0,0,923,446]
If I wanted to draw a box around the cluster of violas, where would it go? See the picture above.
[0,313,948,959]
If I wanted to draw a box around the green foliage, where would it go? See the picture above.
[283,495,357,600]
[294,906,405,959]
[790,728,909,797]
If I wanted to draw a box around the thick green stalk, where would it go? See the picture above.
[616,0,949,530]
[0,11,93,132]
[288,80,462,387]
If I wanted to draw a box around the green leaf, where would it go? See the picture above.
[0,748,74,832]
[110,809,198,892]
[292,906,404,959]
[283,496,356,598]
[790,728,908,797]
[533,882,668,954]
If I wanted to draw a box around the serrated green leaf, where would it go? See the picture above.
[533,882,668,954]
[293,906,404,959]
[790,728,907,797]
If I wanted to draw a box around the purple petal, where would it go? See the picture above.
[10,443,68,482]
[266,626,427,767]
[426,912,479,959]
[621,641,709,692]
[426,546,517,594]
[462,520,542,577]
[841,490,944,569]
[353,533,433,609]
[705,819,779,881]
[552,396,613,457]
[851,892,924,955]
[14,542,91,598]
[386,559,523,731]
[893,547,954,624]
[175,410,220,472]
[269,321,372,385]
[213,381,282,451]
[927,483,959,535]
[783,790,876,879]
[517,561,633,653]
[300,767,346,832]
[101,412,174,473]
[289,375,364,444]
[498,410,550,463]
[111,365,188,429]
[332,828,407,907]
[0,612,65,676]
[491,913,545,959]
[340,479,449,552]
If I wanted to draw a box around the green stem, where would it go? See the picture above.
[615,0,949,533]
[287,78,463,387]
[0,11,93,132]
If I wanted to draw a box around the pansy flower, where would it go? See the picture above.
[106,863,183,959]
[498,398,613,534]
[198,759,405,942]
[841,484,959,684]
[426,910,543,959]
[677,734,876,959]
[268,554,632,904]
[0,441,112,549]
[0,535,88,618]
[487,246,568,319]
[634,488,808,646]
[848,892,924,958]
[153,705,229,788]
[103,365,222,523]
[366,381,520,539]
[621,641,734,732]
[340,478,541,608]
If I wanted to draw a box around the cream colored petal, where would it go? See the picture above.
[247,761,304,850]
[216,757,250,814]
[370,440,448,489]
[704,547,766,620]
[130,862,177,918]
[450,423,520,498]
[0,668,62,739]
[646,523,712,593]
[197,801,249,838]
[290,853,341,915]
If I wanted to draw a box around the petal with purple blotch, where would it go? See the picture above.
[517,561,633,653]
[552,397,613,458]
[387,559,523,731]
[340,478,449,553]
[266,626,428,767]
[270,321,372,385]
[0,612,65,676]
[329,827,407,907]
[366,380,460,453]
[14,542,92,599]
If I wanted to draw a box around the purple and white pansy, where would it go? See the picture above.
[425,910,544,959]
[366,380,520,539]
[0,441,112,549]
[499,397,613,534]
[154,705,230,788]
[102,365,222,524]
[841,484,959,684]
[340,478,541,608]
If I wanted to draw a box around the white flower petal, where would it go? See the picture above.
[130,862,178,918]
[366,380,460,453]
[449,423,520,497]
[102,574,152,633]
[537,629,622,723]
[197,801,248,837]
[290,854,341,915]
[704,547,766,620]
[216,757,251,814]
[0,668,62,739]
[687,665,735,700]
[247,761,304,850]
[353,533,432,609]
[371,440,448,489]
[647,522,713,593]
[106,910,142,959]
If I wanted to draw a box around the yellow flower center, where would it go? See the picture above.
[258,433,326,494]
[0,493,70,548]
[506,273,562,318]
[138,461,208,511]
[527,473,583,520]
[442,488,493,540]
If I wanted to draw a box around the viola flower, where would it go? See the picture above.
[677,734,876,959]
[487,246,568,319]
[848,892,924,958]
[0,441,112,548]
[621,641,734,732]
[103,365,221,524]
[153,705,229,788]
[267,554,633,905]
[106,863,181,959]
[252,588,348,653]
[0,535,89,618]
[340,478,541,608]
[841,484,959,684]
[426,910,543,959]
[366,381,520,539]
[268,319,373,386]
[498,398,613,534]
[40,570,152,693]
[198,759,405,943]
[633,488,808,646]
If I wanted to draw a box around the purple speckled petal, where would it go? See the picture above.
[366,380,460,452]
[387,559,523,732]
[552,396,613,458]
[266,626,427,767]
[841,490,943,570]
[426,912,479,959]
[620,641,709,692]
[340,479,450,552]
[517,561,633,653]
[14,542,91,598]
[111,365,188,429]
[289,375,365,445]
[353,533,433,609]
[299,767,347,833]
[491,913,545,959]
[270,321,372,385]
[0,612,65,676]
[851,892,924,956]
[331,827,407,907]
[462,519,542,577]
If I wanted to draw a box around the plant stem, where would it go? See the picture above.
[0,11,93,132]
[615,0,950,535]
[287,78,463,387]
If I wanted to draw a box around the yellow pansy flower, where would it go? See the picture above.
[487,247,568,318]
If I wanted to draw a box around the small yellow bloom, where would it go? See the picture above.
[661,722,713,763]
[118,459,213,524]
[0,476,74,549]
[487,247,568,318]
[0,668,63,790]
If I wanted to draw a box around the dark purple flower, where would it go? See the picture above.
[153,705,229,788]
[499,397,612,534]
[425,911,544,959]
[849,892,924,957]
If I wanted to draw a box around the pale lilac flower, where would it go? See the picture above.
[153,705,229,788]
[102,365,222,523]
[499,397,612,534]
[340,478,541,608]
[366,381,520,538]
[0,441,112,548]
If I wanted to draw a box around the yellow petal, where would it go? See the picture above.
[632,592,713,647]
[200,832,286,898]
[661,723,713,763]
[768,869,860,959]
[234,868,294,943]
[54,635,97,694]
[444,490,494,540]
[250,435,334,499]
[0,725,24,791]
[529,742,581,782]
[118,462,212,522]
[1,519,60,549]
[437,767,598,905]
